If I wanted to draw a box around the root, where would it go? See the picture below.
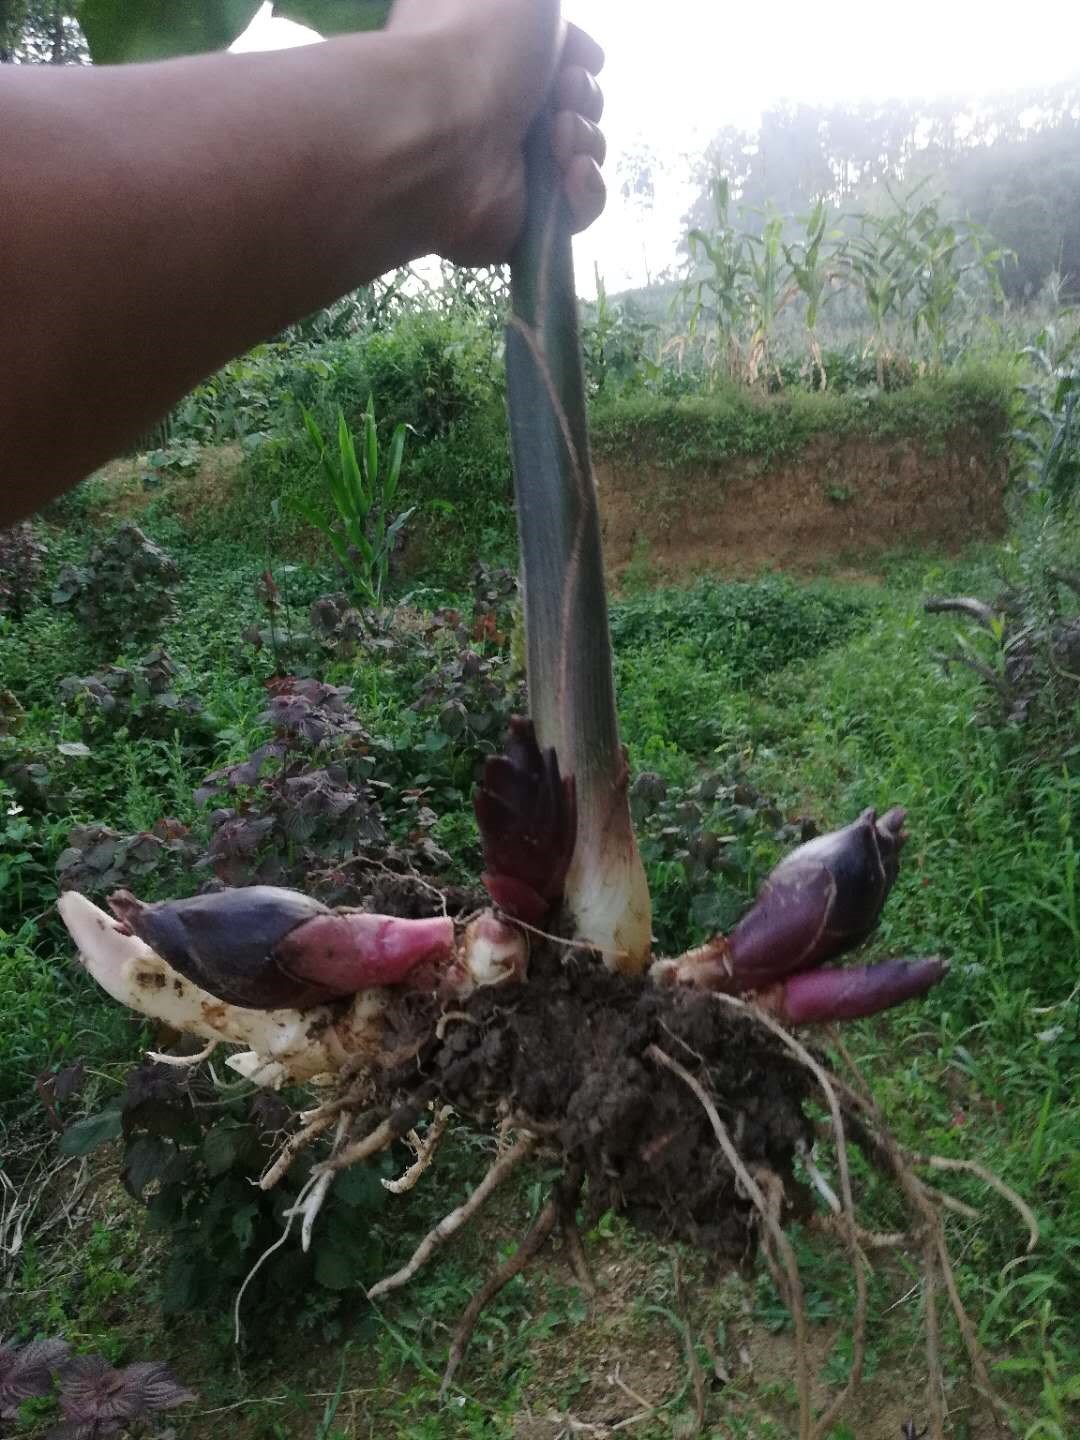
[146,1037,219,1068]
[296,1114,349,1253]
[921,1232,946,1440]
[646,1044,812,1440]
[674,1256,706,1437]
[367,1133,536,1302]
[383,1106,453,1195]
[923,1187,980,1223]
[912,1153,1039,1253]
[556,1167,596,1297]
[260,1113,335,1190]
[830,1038,1010,1437]
[234,1168,320,1345]
[439,1189,558,1399]
[221,947,1030,1439]
[506,913,624,967]
[316,1108,419,1178]
[813,1214,908,1249]
[707,994,868,1440]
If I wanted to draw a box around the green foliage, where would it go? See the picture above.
[1016,324,1080,507]
[905,193,1009,367]
[60,1059,396,1322]
[174,307,501,451]
[783,199,843,387]
[58,649,211,743]
[195,675,387,889]
[591,363,1013,471]
[629,765,814,950]
[580,268,655,398]
[52,522,180,659]
[56,818,198,897]
[0,1332,194,1436]
[0,916,129,1108]
[293,398,413,608]
[5,524,1080,1429]
[611,575,864,688]
[0,522,47,619]
[847,188,923,381]
[923,328,1080,742]
[743,209,790,382]
[0,0,85,62]
[75,0,387,63]
[160,311,513,582]
[77,0,259,62]
[685,82,1080,305]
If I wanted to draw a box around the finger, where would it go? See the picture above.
[554,65,604,123]
[564,154,606,234]
[551,109,607,171]
[562,21,604,75]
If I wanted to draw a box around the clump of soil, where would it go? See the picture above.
[384,946,814,1260]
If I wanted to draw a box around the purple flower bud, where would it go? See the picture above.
[474,716,577,924]
[109,887,331,1009]
[728,807,907,989]
[108,887,455,1010]
[769,956,947,1025]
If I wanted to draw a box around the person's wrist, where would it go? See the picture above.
[297,30,474,268]
[371,28,490,260]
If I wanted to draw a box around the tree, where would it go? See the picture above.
[684,82,1080,302]
[0,0,86,63]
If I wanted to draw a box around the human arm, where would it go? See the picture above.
[0,0,606,522]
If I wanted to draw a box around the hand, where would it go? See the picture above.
[388,0,607,264]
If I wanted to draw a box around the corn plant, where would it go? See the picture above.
[848,184,927,387]
[293,398,412,610]
[783,199,843,389]
[743,209,793,385]
[908,198,1009,368]
[680,176,747,383]
[1017,325,1080,507]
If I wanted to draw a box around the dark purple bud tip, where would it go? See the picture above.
[474,716,577,924]
[728,805,910,988]
[109,887,459,1011]
[109,886,330,1009]
[772,956,946,1025]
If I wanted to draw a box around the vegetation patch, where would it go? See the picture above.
[591,364,1014,473]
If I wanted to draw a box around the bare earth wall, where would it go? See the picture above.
[596,429,1009,582]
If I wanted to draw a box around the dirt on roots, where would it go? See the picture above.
[380,947,815,1261]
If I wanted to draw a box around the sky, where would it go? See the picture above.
[234,1,1080,295]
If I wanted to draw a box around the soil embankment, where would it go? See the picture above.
[596,429,1008,583]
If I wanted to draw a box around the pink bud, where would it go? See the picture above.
[768,956,946,1025]
[276,912,454,993]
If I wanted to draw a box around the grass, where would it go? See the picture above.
[3,501,1080,1436]
[590,362,1015,470]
